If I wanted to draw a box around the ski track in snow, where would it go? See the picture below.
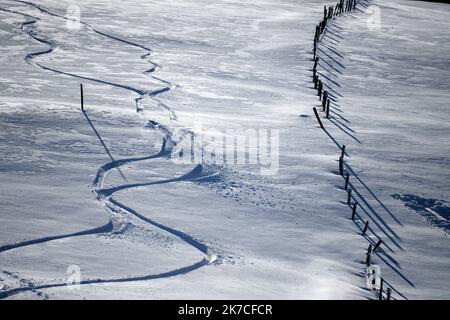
[0,0,216,299]
[0,0,419,299]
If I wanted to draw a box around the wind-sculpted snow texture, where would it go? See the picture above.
[0,0,449,299]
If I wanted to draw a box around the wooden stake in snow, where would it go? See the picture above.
[326,99,330,118]
[314,57,319,70]
[80,83,84,112]
[362,220,369,235]
[379,278,384,300]
[366,244,372,265]
[313,107,324,130]
[318,80,323,99]
[322,90,328,110]
[313,40,317,59]
[373,239,383,252]
[347,188,352,205]
[339,156,344,176]
[351,203,357,220]
[341,144,346,159]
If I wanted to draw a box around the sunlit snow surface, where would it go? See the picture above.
[0,0,449,299]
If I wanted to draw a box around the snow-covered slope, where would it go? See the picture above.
[0,0,448,299]
[314,0,450,299]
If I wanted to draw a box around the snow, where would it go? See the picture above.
[0,0,449,299]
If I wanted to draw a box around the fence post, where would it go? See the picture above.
[313,40,317,59]
[373,239,383,252]
[80,83,84,111]
[347,188,352,205]
[386,288,391,301]
[313,107,324,130]
[351,203,357,220]
[366,244,372,265]
[340,144,346,159]
[379,278,384,300]
[322,90,328,111]
[362,220,369,235]
[339,156,344,176]
[318,80,323,99]
[326,99,330,118]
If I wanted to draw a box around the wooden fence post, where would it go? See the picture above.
[373,239,383,252]
[313,107,324,130]
[379,278,384,300]
[340,144,346,159]
[322,90,328,110]
[362,220,369,235]
[326,99,330,118]
[366,244,372,265]
[351,203,357,220]
[347,188,352,205]
[313,41,317,59]
[339,156,344,175]
[318,80,323,99]
[80,84,84,111]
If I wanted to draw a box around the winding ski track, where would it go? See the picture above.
[0,0,215,299]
